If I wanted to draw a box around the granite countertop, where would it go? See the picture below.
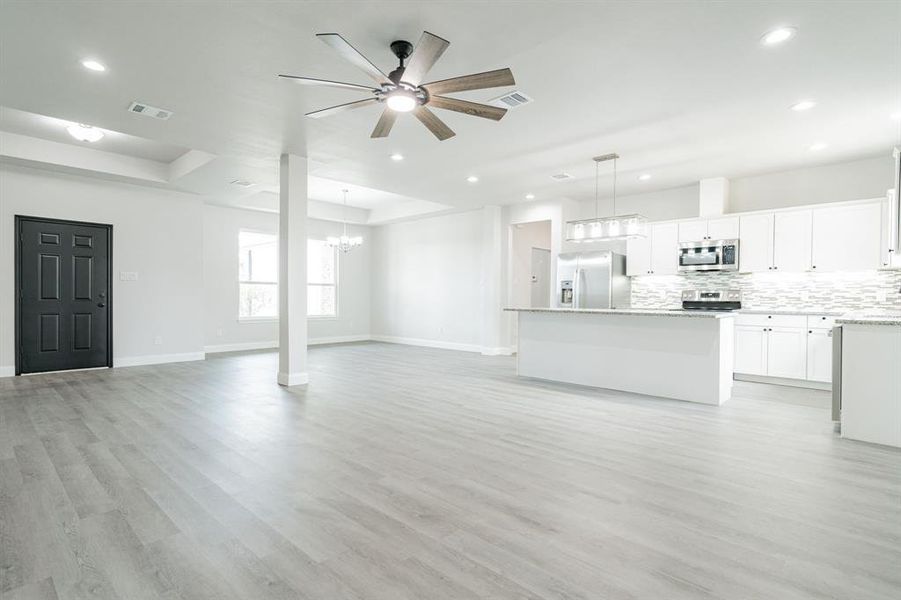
[737,308,845,316]
[835,313,901,326]
[503,307,732,319]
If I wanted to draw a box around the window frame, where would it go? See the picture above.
[307,238,339,320]
[237,228,279,323]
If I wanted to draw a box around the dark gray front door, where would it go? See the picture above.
[16,216,112,375]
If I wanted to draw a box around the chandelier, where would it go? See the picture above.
[565,153,648,243]
[326,189,363,253]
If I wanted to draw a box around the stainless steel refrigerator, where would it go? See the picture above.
[557,251,631,309]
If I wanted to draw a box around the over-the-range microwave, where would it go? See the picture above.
[677,239,739,272]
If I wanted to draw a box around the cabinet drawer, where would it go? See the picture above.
[736,313,807,328]
[807,315,836,330]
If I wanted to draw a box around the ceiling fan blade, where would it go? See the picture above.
[306,97,379,119]
[317,33,390,84]
[413,106,455,141]
[422,68,515,95]
[428,96,507,121]
[401,31,450,87]
[370,108,398,138]
[278,74,377,93]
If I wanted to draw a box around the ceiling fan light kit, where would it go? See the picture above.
[565,153,649,243]
[279,31,516,140]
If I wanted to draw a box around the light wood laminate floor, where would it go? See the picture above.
[1,342,899,600]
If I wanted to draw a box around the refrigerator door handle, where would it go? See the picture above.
[572,267,583,309]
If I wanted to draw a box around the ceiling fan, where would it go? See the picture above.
[279,31,515,141]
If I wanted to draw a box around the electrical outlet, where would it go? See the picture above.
[153,336,163,346]
[127,272,138,281]
[119,271,127,281]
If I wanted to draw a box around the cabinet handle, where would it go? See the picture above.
[809,330,812,333]
[773,265,778,270]
[812,265,817,269]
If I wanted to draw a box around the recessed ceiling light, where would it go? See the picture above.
[761,27,797,46]
[81,59,106,72]
[466,175,479,183]
[809,142,827,151]
[791,100,816,112]
[390,153,404,161]
[525,193,535,200]
[638,173,652,181]
[66,124,104,142]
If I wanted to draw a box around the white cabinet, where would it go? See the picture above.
[739,210,811,273]
[678,217,739,242]
[807,329,833,382]
[626,235,651,276]
[811,202,882,272]
[650,223,678,275]
[734,326,768,375]
[766,327,808,379]
[880,193,901,269]
[739,213,774,273]
[627,223,678,276]
[773,210,812,272]
[707,217,740,240]
[677,220,708,243]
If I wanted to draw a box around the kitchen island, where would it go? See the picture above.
[837,314,901,448]
[505,308,735,405]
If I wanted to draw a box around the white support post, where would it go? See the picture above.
[277,154,309,386]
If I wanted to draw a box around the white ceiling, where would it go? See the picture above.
[1,1,899,217]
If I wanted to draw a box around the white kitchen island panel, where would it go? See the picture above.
[508,309,734,405]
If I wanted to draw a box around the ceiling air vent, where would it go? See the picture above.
[128,101,173,120]
[551,172,574,181]
[491,90,533,109]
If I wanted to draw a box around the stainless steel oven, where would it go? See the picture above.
[677,239,739,272]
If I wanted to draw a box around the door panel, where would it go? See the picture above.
[678,220,708,243]
[739,213,774,273]
[17,217,112,374]
[626,235,651,276]
[766,327,807,380]
[807,329,833,382]
[529,247,551,308]
[707,217,740,240]
[773,210,812,272]
[811,202,882,272]
[734,326,767,375]
[650,223,678,275]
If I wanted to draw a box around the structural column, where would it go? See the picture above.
[480,205,506,355]
[277,154,308,386]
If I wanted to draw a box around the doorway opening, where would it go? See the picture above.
[509,220,552,344]
[15,216,113,375]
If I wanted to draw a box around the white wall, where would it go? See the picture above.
[0,164,205,374]
[370,210,484,351]
[202,205,371,352]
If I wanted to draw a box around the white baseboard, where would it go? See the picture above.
[309,335,370,346]
[0,365,14,378]
[277,371,309,386]
[481,346,515,356]
[370,335,483,353]
[205,341,278,354]
[734,373,832,391]
[115,352,206,368]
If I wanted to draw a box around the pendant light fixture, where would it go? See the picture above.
[326,189,363,253]
[565,153,648,243]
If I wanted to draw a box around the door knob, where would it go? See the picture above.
[97,302,106,308]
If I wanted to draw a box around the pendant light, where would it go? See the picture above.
[326,189,363,253]
[565,153,648,242]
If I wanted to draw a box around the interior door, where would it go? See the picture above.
[16,216,112,374]
[529,247,551,308]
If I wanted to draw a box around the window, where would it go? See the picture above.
[308,239,337,317]
[239,231,278,319]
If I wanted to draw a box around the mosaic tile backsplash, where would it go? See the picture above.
[631,270,901,312]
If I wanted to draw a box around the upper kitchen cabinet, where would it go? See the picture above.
[811,202,882,272]
[650,223,679,275]
[739,210,811,272]
[626,222,678,276]
[739,213,774,272]
[677,216,739,242]
[626,235,651,276]
[773,210,812,272]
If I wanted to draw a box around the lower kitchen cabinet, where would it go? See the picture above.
[766,327,808,379]
[733,313,833,385]
[806,328,833,382]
